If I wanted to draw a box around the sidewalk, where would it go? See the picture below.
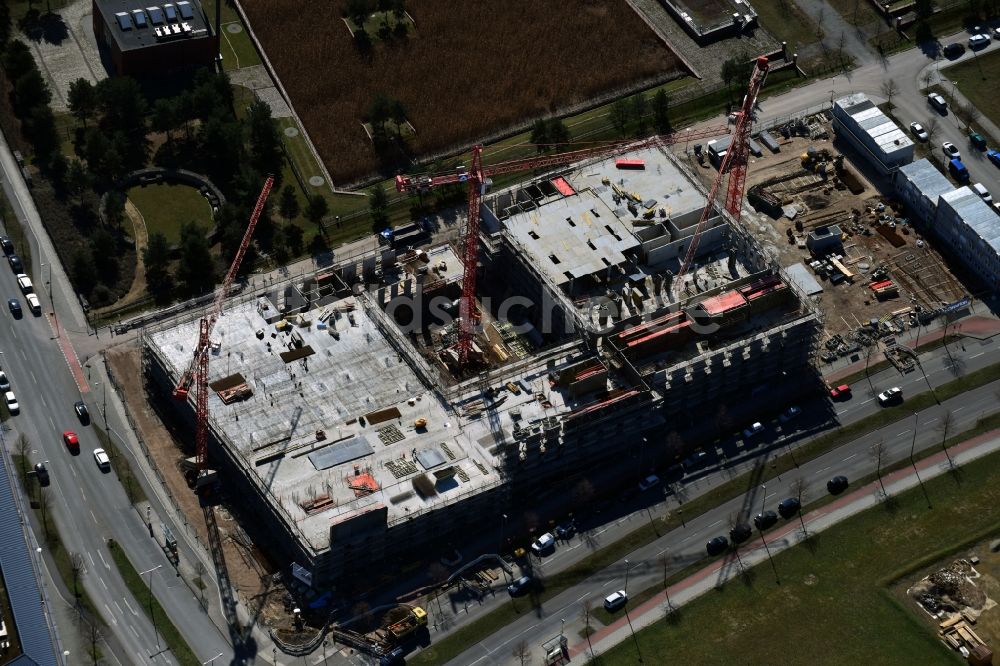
[573,426,1000,660]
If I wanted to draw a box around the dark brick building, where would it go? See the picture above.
[93,0,216,76]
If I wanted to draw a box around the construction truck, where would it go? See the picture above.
[330,606,428,658]
[375,606,428,646]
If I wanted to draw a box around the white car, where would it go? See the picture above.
[909,122,928,141]
[877,386,903,405]
[15,273,32,294]
[25,293,40,315]
[530,532,555,555]
[743,422,764,438]
[928,93,948,112]
[604,590,628,611]
[969,33,990,49]
[4,390,18,414]
[0,371,9,391]
[942,142,961,159]
[639,474,660,491]
[93,448,111,470]
[993,26,1000,40]
[778,406,801,423]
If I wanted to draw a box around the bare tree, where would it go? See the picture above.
[881,80,900,112]
[512,639,532,665]
[870,439,888,499]
[70,552,85,599]
[580,598,595,655]
[15,433,30,481]
[924,116,940,143]
[88,619,102,665]
[957,100,981,130]
[726,512,746,573]
[863,338,879,395]
[659,550,674,611]
[937,409,955,467]
[791,478,808,536]
[38,486,52,543]
[920,70,934,89]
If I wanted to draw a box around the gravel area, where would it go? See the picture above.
[26,0,106,111]
[229,64,292,118]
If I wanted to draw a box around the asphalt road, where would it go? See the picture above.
[440,336,1000,666]
[0,141,235,665]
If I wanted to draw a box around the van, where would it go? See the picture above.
[948,158,970,181]
[972,182,992,203]
[928,93,948,112]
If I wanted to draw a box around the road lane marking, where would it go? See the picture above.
[766,492,776,500]
[80,488,87,501]
[926,418,939,425]
[70,466,77,478]
[115,601,123,615]
[816,466,831,475]
[29,369,36,384]
[88,552,95,566]
[843,453,857,461]
[90,509,98,524]
[19,349,25,361]
[708,520,721,528]
[98,550,109,570]
[104,603,118,625]
[954,407,965,412]
[100,578,107,590]
[123,598,137,616]
[971,352,985,358]
[130,625,139,638]
[897,429,911,437]
[47,416,54,430]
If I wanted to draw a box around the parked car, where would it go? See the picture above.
[993,26,1000,39]
[34,462,49,486]
[706,536,729,556]
[0,371,9,391]
[942,142,961,160]
[970,132,988,151]
[7,254,22,273]
[638,474,660,491]
[877,386,903,405]
[754,510,778,530]
[778,497,801,519]
[682,450,709,470]
[25,293,40,315]
[531,532,556,555]
[7,298,21,318]
[829,384,851,399]
[969,33,990,49]
[778,406,801,423]
[0,236,13,255]
[74,401,90,424]
[507,575,533,596]
[63,431,80,453]
[928,92,948,111]
[942,43,965,58]
[93,448,111,471]
[603,590,628,611]
[729,523,753,544]
[4,391,18,414]
[15,273,32,294]
[909,122,928,141]
[989,150,1000,167]
[742,422,764,438]
[827,475,849,495]
[555,521,576,540]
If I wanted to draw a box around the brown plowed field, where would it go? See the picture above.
[241,0,683,183]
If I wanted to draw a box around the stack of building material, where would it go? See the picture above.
[939,616,990,658]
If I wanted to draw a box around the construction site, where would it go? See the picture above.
[135,58,825,595]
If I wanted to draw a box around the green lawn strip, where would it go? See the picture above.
[127,183,213,245]
[940,48,1000,128]
[596,446,1000,664]
[106,540,200,666]
[0,189,31,272]
[409,362,1000,664]
[93,424,149,506]
[11,454,104,625]
[826,0,885,28]
[199,0,262,70]
[752,0,823,52]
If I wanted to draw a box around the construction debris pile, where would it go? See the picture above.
[908,558,996,661]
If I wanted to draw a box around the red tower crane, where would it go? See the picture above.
[678,56,769,279]
[395,126,728,367]
[174,176,275,482]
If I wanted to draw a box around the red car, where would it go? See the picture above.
[829,384,852,399]
[63,431,80,453]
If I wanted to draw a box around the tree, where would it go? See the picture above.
[721,58,741,97]
[306,194,329,225]
[958,100,981,130]
[13,69,52,115]
[247,100,284,183]
[790,478,808,535]
[151,97,178,145]
[914,0,934,19]
[347,0,370,26]
[354,26,373,54]
[391,0,406,19]
[530,119,550,152]
[652,89,671,133]
[15,434,30,481]
[70,552,85,598]
[937,409,955,467]
[86,618,102,665]
[0,2,11,46]
[143,232,174,303]
[368,93,391,134]
[870,439,888,498]
[915,21,934,43]
[102,191,125,229]
[91,228,119,285]
[548,118,570,147]
[609,98,630,137]
[71,247,98,295]
[511,640,531,666]
[389,98,407,139]
[923,116,940,143]
[278,185,300,220]
[631,94,649,136]
[726,513,747,573]
[863,338,878,395]
[38,486,52,541]
[881,80,899,112]
[176,221,217,296]
[23,102,58,166]
[284,224,304,256]
[580,598,595,655]
[67,77,98,127]
[369,183,389,229]
[2,40,35,81]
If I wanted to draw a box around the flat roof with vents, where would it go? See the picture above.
[95,0,211,51]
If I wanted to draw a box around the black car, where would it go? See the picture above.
[943,42,965,58]
[754,510,778,530]
[0,237,12,255]
[682,450,709,471]
[777,497,801,519]
[34,463,50,486]
[8,298,21,317]
[729,523,753,544]
[827,475,849,495]
[8,254,22,273]
[507,575,534,596]
[706,536,729,556]
[555,521,576,540]
[74,401,90,424]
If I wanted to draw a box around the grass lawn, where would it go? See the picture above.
[941,48,1000,127]
[597,448,1000,664]
[753,0,823,53]
[826,0,884,27]
[127,183,213,245]
[199,0,262,71]
[107,540,200,666]
[408,360,1000,665]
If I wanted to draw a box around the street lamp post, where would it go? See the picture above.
[138,564,163,649]
[498,513,510,584]
[202,653,224,666]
